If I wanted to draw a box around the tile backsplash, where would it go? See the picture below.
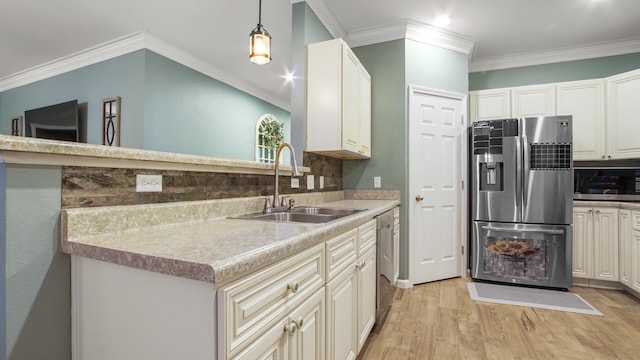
[62,152,343,208]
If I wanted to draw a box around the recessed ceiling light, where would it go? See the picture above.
[434,15,451,27]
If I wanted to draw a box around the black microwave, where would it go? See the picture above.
[574,163,640,201]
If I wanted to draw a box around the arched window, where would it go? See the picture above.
[255,114,284,164]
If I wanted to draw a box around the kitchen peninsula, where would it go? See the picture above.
[0,135,399,360]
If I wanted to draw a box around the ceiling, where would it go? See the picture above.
[1,0,640,110]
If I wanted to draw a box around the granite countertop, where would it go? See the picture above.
[61,198,400,286]
[573,200,640,210]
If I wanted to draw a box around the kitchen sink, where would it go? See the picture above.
[291,207,365,217]
[231,207,366,224]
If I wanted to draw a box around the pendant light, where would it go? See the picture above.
[249,0,271,65]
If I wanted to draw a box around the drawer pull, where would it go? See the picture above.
[287,281,299,293]
[284,322,297,336]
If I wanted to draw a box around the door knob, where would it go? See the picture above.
[415,195,424,201]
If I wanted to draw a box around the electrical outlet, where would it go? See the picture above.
[307,175,315,190]
[319,176,324,189]
[291,178,300,189]
[374,176,382,188]
[136,174,162,192]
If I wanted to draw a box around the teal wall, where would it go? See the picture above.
[4,165,67,360]
[349,39,469,280]
[0,50,290,161]
[142,51,290,160]
[0,51,146,148]
[469,52,640,91]
[290,2,333,162]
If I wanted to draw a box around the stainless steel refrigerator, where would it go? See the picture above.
[471,116,573,289]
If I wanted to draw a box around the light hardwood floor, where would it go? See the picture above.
[358,277,640,359]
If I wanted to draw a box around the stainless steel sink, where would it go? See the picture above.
[231,207,367,223]
[251,212,338,223]
[291,207,365,217]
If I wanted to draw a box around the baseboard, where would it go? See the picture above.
[395,279,413,289]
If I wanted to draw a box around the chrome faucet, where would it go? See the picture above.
[269,142,301,212]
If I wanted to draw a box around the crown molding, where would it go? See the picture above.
[346,20,476,56]
[469,37,640,73]
[0,31,290,111]
[295,0,346,39]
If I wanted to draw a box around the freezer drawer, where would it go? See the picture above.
[471,221,572,289]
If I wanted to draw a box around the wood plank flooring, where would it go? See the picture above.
[358,278,640,359]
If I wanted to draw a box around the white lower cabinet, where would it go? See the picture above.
[632,211,640,293]
[326,219,377,360]
[222,219,380,360]
[619,209,632,287]
[326,262,358,360]
[219,243,326,359]
[356,245,376,352]
[573,206,618,281]
[232,287,325,360]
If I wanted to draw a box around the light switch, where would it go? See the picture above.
[291,178,300,188]
[319,176,324,189]
[307,175,315,190]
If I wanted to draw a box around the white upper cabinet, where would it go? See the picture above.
[307,38,371,159]
[470,69,640,161]
[556,79,605,160]
[606,69,640,160]
[469,88,511,122]
[511,84,556,118]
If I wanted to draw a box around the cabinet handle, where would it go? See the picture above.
[294,317,304,328]
[596,209,600,214]
[356,260,366,270]
[415,195,424,201]
[287,281,299,293]
[588,209,593,214]
[601,155,606,160]
[608,155,612,160]
[284,322,297,336]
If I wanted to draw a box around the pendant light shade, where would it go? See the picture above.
[250,0,271,65]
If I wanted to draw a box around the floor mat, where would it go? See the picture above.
[467,282,603,316]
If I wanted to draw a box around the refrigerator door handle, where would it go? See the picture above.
[481,225,564,235]
[522,134,529,210]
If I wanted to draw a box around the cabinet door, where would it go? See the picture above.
[606,69,640,159]
[469,89,511,122]
[633,230,640,293]
[393,207,400,283]
[326,266,357,360]
[289,288,325,360]
[556,80,605,160]
[593,207,619,281]
[511,85,556,118]
[357,66,372,157]
[619,209,633,287]
[342,46,362,155]
[356,246,376,353]
[231,320,288,360]
[572,207,593,278]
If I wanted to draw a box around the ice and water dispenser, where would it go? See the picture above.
[472,119,518,192]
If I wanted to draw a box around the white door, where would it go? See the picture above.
[408,86,465,285]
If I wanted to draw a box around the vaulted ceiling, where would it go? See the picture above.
[1,0,639,110]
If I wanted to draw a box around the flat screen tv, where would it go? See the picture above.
[25,100,79,142]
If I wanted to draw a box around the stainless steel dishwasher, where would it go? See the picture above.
[376,209,395,325]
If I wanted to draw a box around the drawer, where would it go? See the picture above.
[358,219,377,254]
[220,243,325,357]
[326,228,358,281]
[633,211,640,231]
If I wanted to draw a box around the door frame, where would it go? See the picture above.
[407,85,469,285]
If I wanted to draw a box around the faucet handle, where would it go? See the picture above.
[288,198,295,210]
[280,196,289,207]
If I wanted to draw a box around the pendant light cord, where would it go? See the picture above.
[258,0,262,26]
